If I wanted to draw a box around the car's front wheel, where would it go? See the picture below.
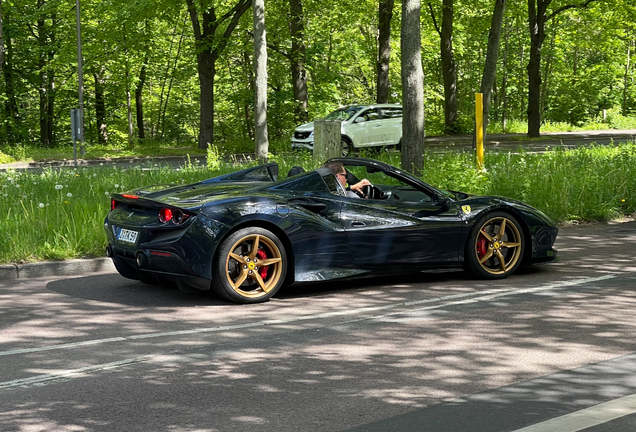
[465,212,524,279]
[212,227,287,304]
[341,139,353,157]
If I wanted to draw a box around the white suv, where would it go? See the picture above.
[291,104,402,155]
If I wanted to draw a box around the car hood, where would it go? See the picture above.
[294,122,315,132]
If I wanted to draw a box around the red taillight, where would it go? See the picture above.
[122,194,139,199]
[159,208,173,223]
[111,199,117,210]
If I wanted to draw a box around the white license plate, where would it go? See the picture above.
[117,228,139,244]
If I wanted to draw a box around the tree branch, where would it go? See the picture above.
[547,0,600,21]
[185,0,201,41]
[428,3,441,36]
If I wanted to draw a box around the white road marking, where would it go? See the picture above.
[0,274,620,392]
[0,356,151,390]
[511,393,636,432]
[0,274,617,358]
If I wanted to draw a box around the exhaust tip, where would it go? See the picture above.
[136,252,148,268]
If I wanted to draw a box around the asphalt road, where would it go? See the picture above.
[1,219,636,432]
[1,129,635,172]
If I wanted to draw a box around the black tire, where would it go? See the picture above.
[465,211,525,279]
[211,227,287,304]
[341,139,353,157]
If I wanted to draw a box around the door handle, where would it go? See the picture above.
[351,221,366,227]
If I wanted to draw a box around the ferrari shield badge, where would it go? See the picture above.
[461,205,472,215]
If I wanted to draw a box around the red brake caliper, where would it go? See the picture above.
[477,234,487,258]
[257,249,268,279]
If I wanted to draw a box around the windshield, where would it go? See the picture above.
[324,106,364,121]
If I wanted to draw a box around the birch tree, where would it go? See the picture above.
[253,0,268,161]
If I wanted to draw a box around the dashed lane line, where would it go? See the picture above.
[0,356,152,390]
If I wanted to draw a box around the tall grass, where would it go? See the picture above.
[1,143,635,264]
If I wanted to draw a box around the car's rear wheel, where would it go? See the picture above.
[212,227,287,304]
[466,212,524,279]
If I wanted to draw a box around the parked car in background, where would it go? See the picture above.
[291,104,402,155]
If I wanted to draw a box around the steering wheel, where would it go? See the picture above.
[362,184,384,199]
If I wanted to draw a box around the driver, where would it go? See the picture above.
[324,162,371,198]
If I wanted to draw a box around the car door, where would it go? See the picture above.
[379,106,402,145]
[345,108,383,148]
[339,188,464,268]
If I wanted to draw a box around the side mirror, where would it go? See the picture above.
[433,194,450,208]
[354,117,366,123]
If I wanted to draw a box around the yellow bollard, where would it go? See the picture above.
[475,93,484,170]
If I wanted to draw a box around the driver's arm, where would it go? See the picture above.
[349,179,371,197]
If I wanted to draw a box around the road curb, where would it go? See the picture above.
[0,258,115,280]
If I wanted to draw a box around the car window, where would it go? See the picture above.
[324,106,364,121]
[361,109,382,122]
[381,107,402,119]
[343,165,434,203]
[322,174,345,196]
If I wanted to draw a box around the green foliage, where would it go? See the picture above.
[206,144,222,170]
[0,150,14,165]
[0,0,634,152]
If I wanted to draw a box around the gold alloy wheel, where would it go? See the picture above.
[474,216,522,275]
[224,234,283,298]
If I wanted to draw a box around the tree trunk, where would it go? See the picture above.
[526,0,600,137]
[197,51,216,148]
[289,0,308,123]
[623,40,633,116]
[135,57,148,140]
[242,49,254,141]
[526,0,547,137]
[2,29,19,139]
[0,0,5,70]
[442,0,457,133]
[46,28,55,146]
[187,0,252,150]
[479,0,506,138]
[401,0,425,176]
[429,0,458,134]
[253,0,268,162]
[501,20,510,132]
[376,0,393,104]
[94,68,108,144]
[124,35,134,146]
[37,8,53,147]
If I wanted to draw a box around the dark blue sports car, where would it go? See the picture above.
[104,157,558,304]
